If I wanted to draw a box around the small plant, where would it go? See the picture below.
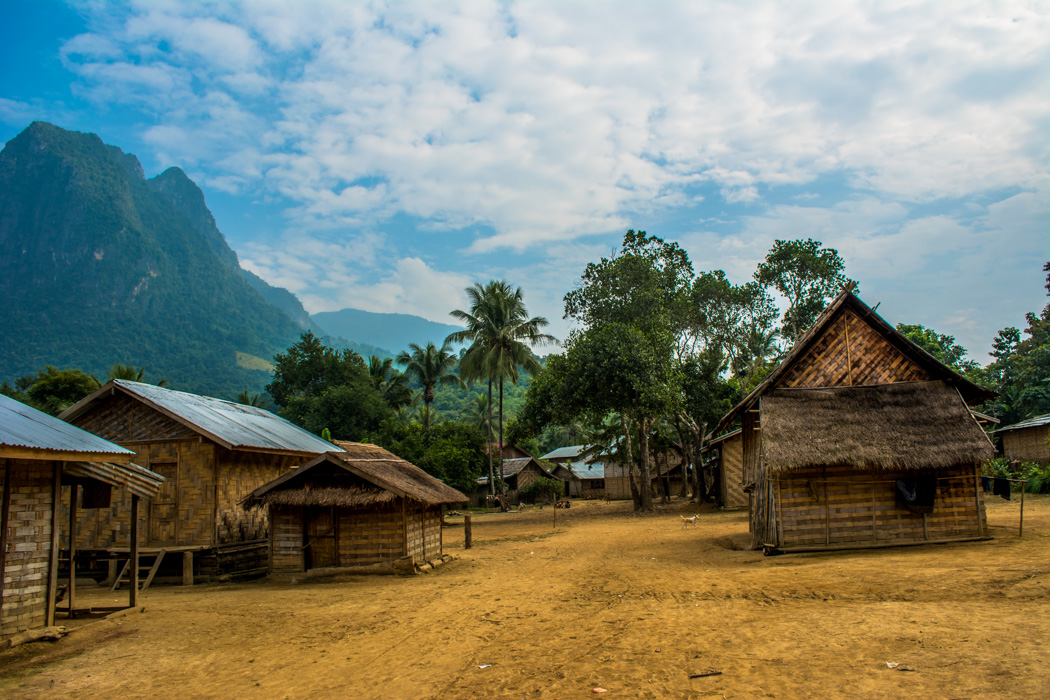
[982,457,1015,479]
[1022,462,1050,494]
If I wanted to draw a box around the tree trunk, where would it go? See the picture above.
[638,417,654,512]
[620,414,641,509]
[487,380,495,498]
[678,414,706,503]
[498,375,505,496]
[660,448,672,504]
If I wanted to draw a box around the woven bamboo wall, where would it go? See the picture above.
[1002,426,1050,464]
[1,460,54,640]
[779,308,931,389]
[719,435,748,509]
[270,507,303,572]
[72,393,197,442]
[338,507,405,565]
[422,506,442,561]
[774,465,985,549]
[69,440,214,549]
[214,448,300,545]
[405,504,424,561]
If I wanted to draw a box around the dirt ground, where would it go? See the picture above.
[1,495,1048,699]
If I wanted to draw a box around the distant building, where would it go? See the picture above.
[996,414,1050,466]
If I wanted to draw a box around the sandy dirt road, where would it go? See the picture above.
[1,496,1048,699]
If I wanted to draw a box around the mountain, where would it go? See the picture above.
[0,122,311,397]
[312,308,465,356]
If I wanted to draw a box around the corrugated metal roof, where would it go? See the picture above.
[66,380,342,455]
[64,461,164,499]
[540,445,588,460]
[995,414,1050,433]
[0,393,134,458]
[568,461,605,480]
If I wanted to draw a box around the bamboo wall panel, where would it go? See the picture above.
[270,508,303,572]
[778,309,931,389]
[1,460,54,640]
[72,393,197,442]
[775,465,984,549]
[1002,426,1050,464]
[68,440,213,549]
[422,507,442,561]
[214,448,300,545]
[336,508,404,566]
[719,435,748,509]
[405,504,424,561]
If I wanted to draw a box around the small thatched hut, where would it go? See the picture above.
[1,394,162,641]
[995,414,1050,466]
[714,289,996,552]
[242,443,466,572]
[475,456,556,505]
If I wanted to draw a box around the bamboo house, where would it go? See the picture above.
[242,442,466,573]
[714,289,996,553]
[995,414,1050,466]
[1,394,162,642]
[58,380,338,581]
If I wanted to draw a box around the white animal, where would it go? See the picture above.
[680,514,699,528]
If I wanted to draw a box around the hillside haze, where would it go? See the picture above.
[312,308,464,356]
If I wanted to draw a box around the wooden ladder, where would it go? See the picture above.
[111,550,167,593]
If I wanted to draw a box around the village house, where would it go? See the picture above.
[995,414,1050,466]
[1,394,162,642]
[242,442,466,573]
[704,429,748,510]
[57,379,337,581]
[713,289,996,552]
[474,456,558,506]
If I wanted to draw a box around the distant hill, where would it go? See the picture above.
[0,122,383,397]
[312,308,465,356]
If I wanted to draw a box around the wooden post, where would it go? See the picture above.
[823,468,830,546]
[130,494,139,607]
[1019,487,1025,537]
[0,459,12,626]
[871,467,877,544]
[68,483,78,618]
[183,551,194,586]
[464,515,472,549]
[46,462,62,626]
[973,466,985,538]
[401,498,408,558]
[843,315,853,386]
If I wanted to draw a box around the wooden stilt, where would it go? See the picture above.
[68,483,78,618]
[130,494,139,607]
[464,515,472,549]
[46,461,62,626]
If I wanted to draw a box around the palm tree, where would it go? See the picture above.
[235,390,264,407]
[108,363,168,387]
[464,393,492,434]
[368,355,413,410]
[447,281,557,495]
[396,341,463,432]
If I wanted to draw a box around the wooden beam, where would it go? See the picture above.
[46,461,62,626]
[0,459,12,627]
[130,494,139,607]
[0,446,132,463]
[68,483,78,618]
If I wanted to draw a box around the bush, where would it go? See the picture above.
[1023,462,1050,494]
[520,476,563,505]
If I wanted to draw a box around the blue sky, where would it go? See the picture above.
[2,0,1047,362]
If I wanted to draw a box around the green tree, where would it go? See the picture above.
[755,238,856,343]
[267,332,391,440]
[396,341,464,433]
[367,420,485,495]
[107,363,169,387]
[12,366,101,415]
[235,390,265,407]
[896,324,979,372]
[367,355,413,410]
[448,280,556,495]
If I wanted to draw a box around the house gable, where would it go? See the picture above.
[70,392,198,442]
[777,307,932,389]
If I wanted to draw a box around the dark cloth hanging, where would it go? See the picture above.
[980,475,992,492]
[993,477,1011,501]
[895,476,937,514]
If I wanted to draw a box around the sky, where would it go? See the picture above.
[1,0,1047,363]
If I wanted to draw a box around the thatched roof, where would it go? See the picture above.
[714,290,996,434]
[761,380,995,474]
[242,442,467,509]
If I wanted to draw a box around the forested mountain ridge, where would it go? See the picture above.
[0,122,333,397]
